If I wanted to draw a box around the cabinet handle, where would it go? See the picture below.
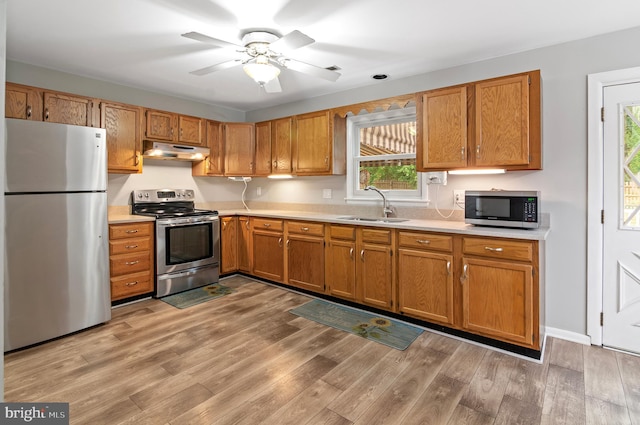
[360,249,365,262]
[125,245,138,249]
[325,156,329,165]
[180,128,183,137]
[245,221,250,230]
[301,227,309,232]
[446,261,451,276]
[484,246,504,252]
[278,237,283,247]
[460,264,468,284]
[134,151,140,166]
[461,146,465,160]
[476,145,480,159]
[44,108,49,121]
[349,247,354,260]
[416,239,430,244]
[286,239,290,249]
[125,281,139,287]
[273,160,278,169]
[263,223,271,228]
[125,229,139,234]
[26,105,32,118]
[222,221,227,229]
[125,260,140,265]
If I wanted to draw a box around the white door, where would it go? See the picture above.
[602,82,640,354]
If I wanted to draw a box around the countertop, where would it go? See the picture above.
[216,209,550,241]
[108,209,549,241]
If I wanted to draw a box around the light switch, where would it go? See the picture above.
[323,189,332,199]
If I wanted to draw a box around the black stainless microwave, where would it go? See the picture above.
[464,190,540,229]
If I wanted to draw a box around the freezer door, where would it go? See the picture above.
[4,192,111,351]
[5,119,107,193]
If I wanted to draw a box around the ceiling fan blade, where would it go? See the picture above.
[190,59,241,76]
[181,31,241,49]
[263,77,282,93]
[283,59,341,82]
[270,30,314,52]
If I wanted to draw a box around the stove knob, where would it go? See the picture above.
[137,192,143,198]
[144,193,149,198]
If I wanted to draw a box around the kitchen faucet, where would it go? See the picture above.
[365,185,394,218]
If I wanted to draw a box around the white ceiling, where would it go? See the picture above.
[7,0,640,112]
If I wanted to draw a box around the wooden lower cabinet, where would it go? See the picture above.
[397,231,454,325]
[238,216,252,272]
[220,216,238,274]
[460,236,539,349]
[109,222,154,301]
[252,218,284,282]
[285,221,325,293]
[357,228,395,310]
[326,225,357,300]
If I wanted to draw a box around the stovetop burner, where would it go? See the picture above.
[131,189,218,219]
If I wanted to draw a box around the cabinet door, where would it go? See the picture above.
[238,217,252,272]
[252,230,284,282]
[398,248,454,325]
[358,242,393,310]
[461,256,534,346]
[101,101,142,174]
[6,83,43,120]
[145,109,176,141]
[417,86,467,170]
[272,117,293,174]
[475,74,530,166]
[44,91,97,127]
[254,121,272,176]
[326,239,356,300]
[224,123,255,176]
[178,115,204,146]
[193,120,224,176]
[220,217,238,274]
[294,110,331,174]
[286,234,325,292]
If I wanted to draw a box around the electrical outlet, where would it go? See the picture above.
[454,190,465,207]
[256,187,262,196]
[323,189,332,199]
[425,171,447,185]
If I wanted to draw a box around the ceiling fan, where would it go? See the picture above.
[181,29,341,93]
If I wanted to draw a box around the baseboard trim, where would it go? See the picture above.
[545,327,591,345]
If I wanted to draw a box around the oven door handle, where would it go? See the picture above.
[163,269,203,279]
[158,218,219,227]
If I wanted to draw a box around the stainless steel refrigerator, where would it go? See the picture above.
[4,118,111,351]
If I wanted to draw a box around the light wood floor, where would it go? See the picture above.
[5,276,640,424]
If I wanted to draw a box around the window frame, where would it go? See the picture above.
[345,107,428,204]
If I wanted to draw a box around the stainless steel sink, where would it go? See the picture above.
[336,216,410,223]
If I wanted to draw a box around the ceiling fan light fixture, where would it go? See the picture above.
[243,56,280,86]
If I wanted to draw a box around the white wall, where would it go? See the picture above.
[1,0,7,400]
[12,25,640,340]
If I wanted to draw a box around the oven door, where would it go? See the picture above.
[156,215,220,276]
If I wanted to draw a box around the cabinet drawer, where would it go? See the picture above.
[398,231,452,252]
[109,222,152,239]
[287,221,324,236]
[463,237,533,262]
[109,236,151,255]
[111,271,153,300]
[330,225,356,241]
[361,228,392,244]
[110,252,151,276]
[253,218,283,232]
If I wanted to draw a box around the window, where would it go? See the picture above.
[346,107,426,202]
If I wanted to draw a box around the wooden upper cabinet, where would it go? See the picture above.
[177,115,204,145]
[6,83,43,120]
[224,122,255,176]
[417,86,468,170]
[100,101,143,174]
[145,109,175,141]
[417,70,541,171]
[294,110,333,175]
[44,91,99,127]
[254,121,272,176]
[145,109,204,146]
[193,120,224,176]
[272,117,293,175]
[475,73,535,167]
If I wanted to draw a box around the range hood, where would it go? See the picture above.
[143,140,209,161]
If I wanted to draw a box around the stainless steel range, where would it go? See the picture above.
[132,189,220,297]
